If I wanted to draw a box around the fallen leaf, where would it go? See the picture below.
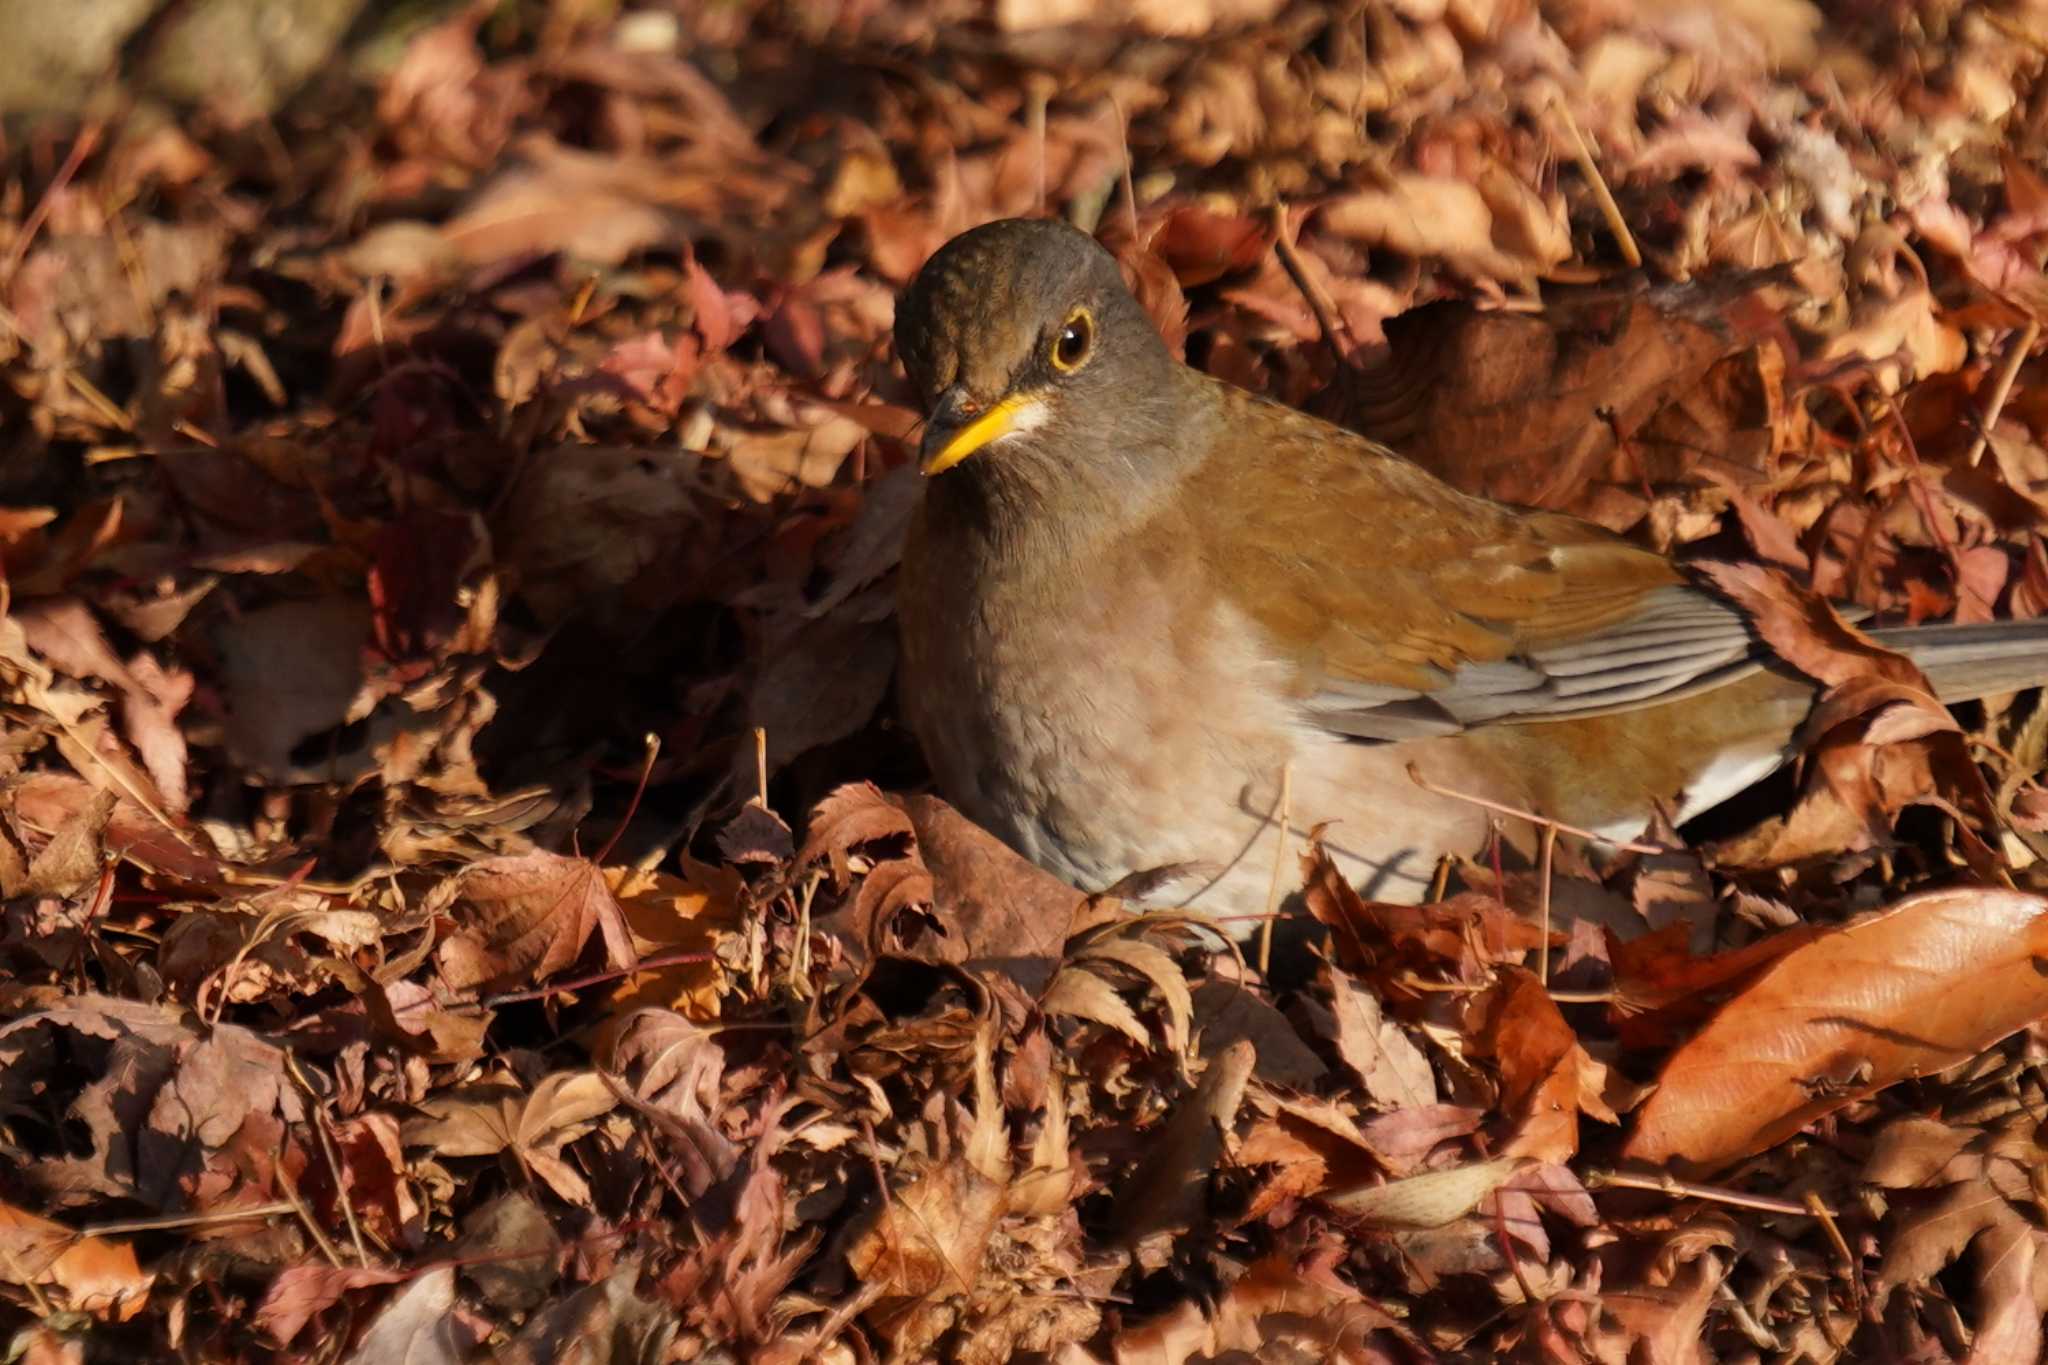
[0,1200,152,1320]
[436,850,639,995]
[403,1069,620,1206]
[1624,886,2048,1172]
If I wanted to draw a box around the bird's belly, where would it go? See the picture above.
[951,675,1512,927]
[911,593,1500,929]
[907,580,1814,937]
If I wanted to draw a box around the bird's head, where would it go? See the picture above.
[895,218,1177,479]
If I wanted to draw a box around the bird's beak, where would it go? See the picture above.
[919,386,1046,476]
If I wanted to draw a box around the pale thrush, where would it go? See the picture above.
[893,217,2048,928]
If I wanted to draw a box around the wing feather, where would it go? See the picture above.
[1185,385,1769,740]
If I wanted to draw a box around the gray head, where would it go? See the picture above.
[894,218,1178,482]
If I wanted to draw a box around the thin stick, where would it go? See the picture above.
[1270,203,1352,365]
[480,946,714,1007]
[1882,394,1964,583]
[0,1237,53,1317]
[1111,94,1139,242]
[56,366,135,432]
[789,869,821,997]
[1491,1194,1540,1307]
[1257,763,1294,977]
[1537,822,1558,985]
[1029,79,1050,215]
[287,1049,366,1265]
[1553,98,1640,268]
[1805,1189,1864,1310]
[752,727,769,809]
[65,858,116,982]
[80,1202,298,1238]
[1967,319,2039,467]
[593,733,661,866]
[3,121,101,282]
[1487,819,1508,915]
[1406,762,1661,853]
[1585,1167,1834,1218]
[275,1166,344,1268]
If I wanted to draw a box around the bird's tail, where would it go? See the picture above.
[1869,620,2048,702]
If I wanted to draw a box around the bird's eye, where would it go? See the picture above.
[1049,309,1094,372]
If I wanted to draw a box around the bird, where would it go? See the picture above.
[892,216,2048,932]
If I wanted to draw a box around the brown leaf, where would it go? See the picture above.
[1624,887,2048,1173]
[600,1009,737,1199]
[687,257,759,353]
[1479,968,1613,1162]
[801,786,1087,993]
[496,446,703,628]
[1349,286,1773,507]
[1105,1246,1403,1362]
[437,851,639,995]
[211,597,376,781]
[747,601,897,778]
[1191,981,1328,1090]
[15,600,191,814]
[1696,560,1922,688]
[257,1263,409,1347]
[496,1260,675,1365]
[441,144,686,269]
[846,1157,1007,1301]
[453,1193,561,1313]
[1112,1039,1255,1245]
[403,1069,620,1206]
[1324,1156,1525,1229]
[341,1266,470,1365]
[0,996,305,1210]
[591,866,734,1027]
[1324,967,1437,1109]
[0,1200,152,1320]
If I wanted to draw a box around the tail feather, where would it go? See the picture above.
[1868,621,2048,702]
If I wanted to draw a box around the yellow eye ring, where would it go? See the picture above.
[1049,308,1094,372]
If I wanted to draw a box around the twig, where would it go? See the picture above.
[789,868,821,997]
[1881,393,1965,586]
[1426,854,1454,903]
[1487,819,1508,915]
[1537,823,1558,986]
[1585,1168,1835,1218]
[1805,1189,1865,1311]
[64,858,116,982]
[1491,1193,1540,1307]
[287,1049,367,1265]
[0,1237,53,1318]
[1966,320,2039,467]
[1257,763,1294,978]
[56,366,135,433]
[479,946,714,1008]
[751,726,769,809]
[2,121,101,282]
[1028,78,1050,215]
[593,733,661,866]
[1553,98,1639,267]
[275,1165,345,1268]
[1406,762,1661,853]
[80,1202,298,1238]
[1269,203,1352,365]
[1110,93,1139,243]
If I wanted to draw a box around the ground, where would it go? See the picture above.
[3,1,2048,1361]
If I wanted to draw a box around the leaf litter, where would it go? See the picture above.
[4,0,2048,1359]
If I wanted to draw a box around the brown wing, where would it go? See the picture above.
[1187,383,1762,740]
